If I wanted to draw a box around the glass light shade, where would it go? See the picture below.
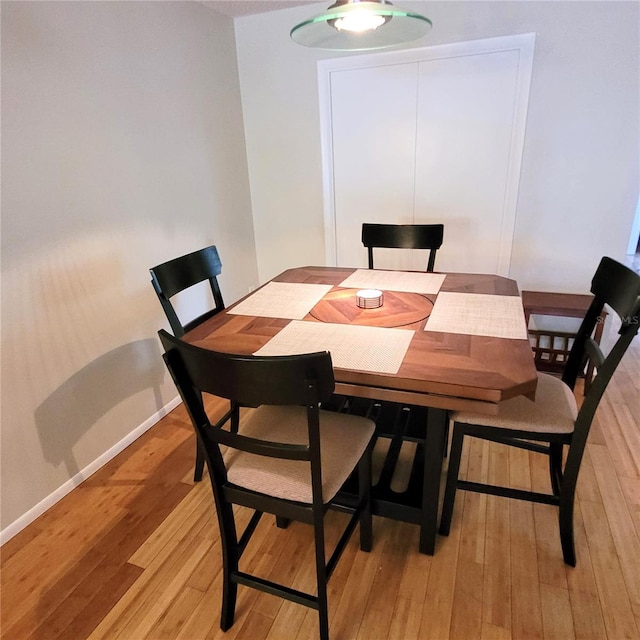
[290,1,432,51]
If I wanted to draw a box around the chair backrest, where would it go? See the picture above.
[361,223,444,272]
[158,329,335,490]
[150,245,224,337]
[562,257,640,465]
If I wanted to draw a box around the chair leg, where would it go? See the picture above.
[220,572,238,631]
[438,425,465,536]
[313,513,329,640]
[559,491,577,567]
[358,446,373,552]
[218,503,239,631]
[194,439,205,482]
[276,516,291,529]
[549,443,563,496]
[442,414,450,458]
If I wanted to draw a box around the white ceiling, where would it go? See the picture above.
[203,1,322,18]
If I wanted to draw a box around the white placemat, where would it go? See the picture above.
[228,282,333,320]
[425,292,528,339]
[339,269,445,294]
[254,321,414,374]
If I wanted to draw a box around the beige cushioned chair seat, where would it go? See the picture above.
[452,373,578,434]
[224,405,375,504]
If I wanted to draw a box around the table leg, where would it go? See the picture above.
[419,408,447,555]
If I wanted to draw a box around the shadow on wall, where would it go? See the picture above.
[34,339,165,478]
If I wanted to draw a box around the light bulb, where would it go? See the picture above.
[333,10,386,32]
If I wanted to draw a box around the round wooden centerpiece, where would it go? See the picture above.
[309,288,434,328]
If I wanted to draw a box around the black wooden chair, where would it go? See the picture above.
[439,257,640,566]
[150,245,225,338]
[359,223,446,462]
[361,223,444,272]
[159,330,375,640]
[150,245,224,480]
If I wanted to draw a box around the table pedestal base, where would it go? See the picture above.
[328,396,447,555]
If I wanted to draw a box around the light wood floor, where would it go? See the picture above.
[2,337,639,640]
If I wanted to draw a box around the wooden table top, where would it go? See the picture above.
[184,266,538,415]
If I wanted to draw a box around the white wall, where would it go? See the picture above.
[1,1,259,534]
[236,1,639,291]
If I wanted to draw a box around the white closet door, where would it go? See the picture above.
[331,63,419,271]
[414,50,521,274]
[320,35,535,275]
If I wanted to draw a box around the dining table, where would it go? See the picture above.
[184,266,539,555]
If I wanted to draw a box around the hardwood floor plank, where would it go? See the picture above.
[596,396,639,479]
[575,446,602,504]
[530,449,568,588]
[0,519,44,563]
[396,524,432,604]
[540,584,575,640]
[565,500,606,640]
[35,548,117,637]
[481,621,512,640]
[215,609,274,640]
[418,518,460,639]
[579,498,639,639]
[633,603,640,638]
[449,459,487,637]
[589,443,640,606]
[240,518,305,619]
[113,536,212,640]
[357,520,412,639]
[1,491,125,626]
[387,595,424,640]
[508,441,531,490]
[619,475,640,540]
[510,501,544,640]
[1,476,192,640]
[129,481,211,569]
[174,577,222,640]
[265,600,309,640]
[482,444,511,634]
[144,585,205,640]
[53,562,145,640]
[568,590,607,640]
[329,518,386,640]
[356,606,392,640]
[87,509,214,639]
[4,547,107,640]
[444,433,486,639]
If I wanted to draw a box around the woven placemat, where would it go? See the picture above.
[339,269,445,294]
[228,282,333,320]
[254,320,414,374]
[425,292,528,339]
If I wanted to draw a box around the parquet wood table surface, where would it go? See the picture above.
[185,266,538,414]
[183,267,538,555]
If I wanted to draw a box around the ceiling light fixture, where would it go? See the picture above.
[290,0,432,51]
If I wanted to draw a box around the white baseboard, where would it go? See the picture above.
[0,396,182,546]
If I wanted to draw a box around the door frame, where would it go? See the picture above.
[318,33,536,272]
